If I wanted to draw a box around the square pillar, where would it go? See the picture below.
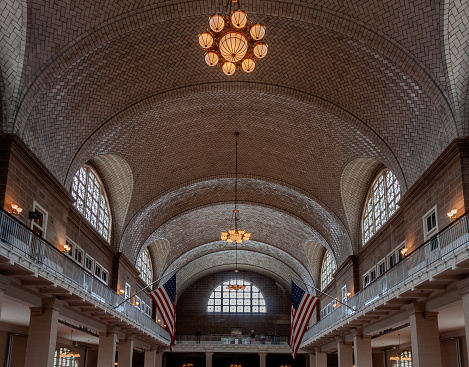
[458,279,469,360]
[205,351,213,367]
[259,352,266,367]
[316,349,327,367]
[353,331,373,367]
[24,299,61,367]
[337,337,353,367]
[97,330,117,367]
[309,353,316,367]
[144,349,162,367]
[118,337,134,367]
[409,303,442,367]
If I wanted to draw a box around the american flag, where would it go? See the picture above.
[150,274,177,351]
[290,281,319,359]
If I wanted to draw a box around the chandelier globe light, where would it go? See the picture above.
[198,0,268,75]
[221,132,251,244]
[60,330,81,359]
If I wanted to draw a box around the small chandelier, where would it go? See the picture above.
[280,365,291,367]
[230,363,242,367]
[227,284,245,291]
[221,132,251,244]
[389,334,411,361]
[182,363,194,367]
[198,0,268,75]
[60,330,80,359]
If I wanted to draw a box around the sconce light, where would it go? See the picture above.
[11,204,23,216]
[135,301,140,306]
[447,209,457,222]
[60,244,71,254]
[333,302,338,308]
[347,292,352,297]
[119,289,125,295]
[400,248,408,256]
[157,318,161,323]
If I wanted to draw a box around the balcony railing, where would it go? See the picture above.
[176,334,290,345]
[303,212,469,343]
[0,209,169,342]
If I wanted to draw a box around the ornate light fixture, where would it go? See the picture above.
[182,363,194,367]
[198,0,268,75]
[227,284,245,291]
[389,334,411,361]
[230,364,242,367]
[221,132,251,244]
[60,330,81,359]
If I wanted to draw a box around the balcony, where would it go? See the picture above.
[302,212,469,348]
[0,209,169,344]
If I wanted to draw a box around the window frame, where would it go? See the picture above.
[423,205,438,241]
[361,169,401,245]
[321,251,336,291]
[207,279,267,314]
[137,248,153,286]
[71,165,112,242]
[31,201,48,238]
[84,254,94,273]
[363,266,377,287]
[94,261,108,284]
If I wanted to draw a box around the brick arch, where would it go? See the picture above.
[340,157,385,252]
[87,154,133,248]
[120,177,352,265]
[144,238,170,281]
[305,241,328,288]
[443,0,469,136]
[14,2,455,188]
[170,247,313,296]
[0,0,27,131]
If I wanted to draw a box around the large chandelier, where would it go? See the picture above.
[198,0,268,75]
[60,330,81,359]
[221,132,251,243]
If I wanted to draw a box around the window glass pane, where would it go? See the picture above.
[362,170,401,245]
[207,280,266,313]
[321,251,337,290]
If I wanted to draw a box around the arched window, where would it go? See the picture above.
[362,170,401,244]
[71,166,111,241]
[207,280,266,313]
[321,251,336,290]
[54,348,79,367]
[137,248,153,285]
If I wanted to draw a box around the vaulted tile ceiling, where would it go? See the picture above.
[1,0,468,292]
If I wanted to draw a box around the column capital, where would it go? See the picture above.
[408,302,426,315]
[457,277,469,295]
[205,351,214,356]
[258,351,267,356]
[43,297,65,311]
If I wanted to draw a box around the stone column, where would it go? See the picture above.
[316,349,327,367]
[118,337,134,367]
[409,303,442,367]
[337,337,353,367]
[156,352,163,367]
[97,329,117,367]
[458,279,469,360]
[0,275,10,310]
[259,352,266,367]
[353,331,372,367]
[309,353,316,367]
[205,351,213,367]
[24,298,61,367]
[144,349,156,367]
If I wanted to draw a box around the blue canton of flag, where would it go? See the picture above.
[150,274,177,351]
[290,281,319,359]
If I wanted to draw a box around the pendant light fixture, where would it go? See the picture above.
[59,330,81,358]
[198,0,268,75]
[221,132,251,244]
[226,242,246,291]
[389,334,412,361]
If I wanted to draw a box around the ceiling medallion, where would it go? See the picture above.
[198,0,268,75]
[221,132,251,244]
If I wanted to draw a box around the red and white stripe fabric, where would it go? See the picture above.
[150,274,176,351]
[290,281,319,359]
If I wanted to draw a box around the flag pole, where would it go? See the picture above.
[113,267,179,309]
[288,274,355,312]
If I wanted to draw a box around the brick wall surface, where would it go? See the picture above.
[176,270,291,337]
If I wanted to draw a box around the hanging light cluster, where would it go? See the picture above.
[227,284,246,291]
[198,0,268,75]
[230,364,242,367]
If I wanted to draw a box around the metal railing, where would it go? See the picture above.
[0,210,169,342]
[303,212,469,342]
[176,334,290,345]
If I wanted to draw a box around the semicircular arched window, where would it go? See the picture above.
[137,248,153,285]
[321,251,336,290]
[362,169,401,245]
[207,280,266,313]
[71,166,111,241]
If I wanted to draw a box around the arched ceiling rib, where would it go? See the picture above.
[171,248,311,296]
[121,178,352,266]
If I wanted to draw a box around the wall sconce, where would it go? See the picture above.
[400,248,408,256]
[135,301,140,306]
[119,289,125,295]
[157,318,161,323]
[60,244,71,253]
[447,209,457,222]
[347,292,352,297]
[11,204,23,216]
[333,302,338,308]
